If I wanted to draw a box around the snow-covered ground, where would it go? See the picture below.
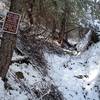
[45,42,100,100]
[0,40,100,100]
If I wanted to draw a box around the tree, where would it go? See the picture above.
[0,0,22,79]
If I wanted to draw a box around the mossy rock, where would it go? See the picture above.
[15,71,24,79]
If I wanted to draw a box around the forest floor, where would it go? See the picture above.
[0,40,100,100]
[0,0,100,100]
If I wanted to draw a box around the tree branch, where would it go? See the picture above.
[11,57,30,65]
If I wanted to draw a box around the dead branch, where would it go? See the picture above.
[65,27,80,34]
[11,57,30,65]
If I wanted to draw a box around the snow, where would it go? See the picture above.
[68,38,79,45]
[76,30,92,52]
[45,42,100,100]
[0,78,5,100]
[0,0,10,17]
[5,52,57,100]
[0,40,100,100]
[0,58,44,100]
[12,52,27,61]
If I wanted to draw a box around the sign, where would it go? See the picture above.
[3,12,21,34]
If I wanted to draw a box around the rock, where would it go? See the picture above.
[15,71,24,79]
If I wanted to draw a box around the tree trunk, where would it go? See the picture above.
[51,18,57,39]
[0,33,16,78]
[26,0,34,25]
[58,9,66,46]
[58,0,68,47]
[0,0,21,79]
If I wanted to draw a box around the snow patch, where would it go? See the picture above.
[45,42,100,100]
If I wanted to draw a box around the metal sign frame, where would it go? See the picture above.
[2,11,21,34]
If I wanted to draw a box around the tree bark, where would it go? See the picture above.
[58,9,66,46]
[0,0,21,79]
[26,0,34,25]
[0,33,16,78]
[58,0,68,47]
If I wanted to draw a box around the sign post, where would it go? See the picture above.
[0,12,21,79]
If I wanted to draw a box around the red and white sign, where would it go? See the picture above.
[3,12,21,34]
